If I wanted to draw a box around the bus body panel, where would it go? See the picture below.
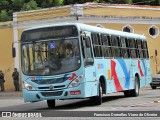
[20,23,152,103]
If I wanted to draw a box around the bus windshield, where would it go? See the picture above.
[21,38,81,76]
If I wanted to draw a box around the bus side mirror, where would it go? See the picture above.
[12,47,16,58]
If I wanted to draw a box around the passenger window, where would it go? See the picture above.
[121,48,129,58]
[84,37,94,66]
[143,50,149,58]
[143,41,148,49]
[121,37,127,48]
[137,40,143,49]
[91,33,102,57]
[102,47,112,57]
[129,38,136,48]
[130,49,137,58]
[101,35,110,46]
[112,48,121,58]
[139,49,143,58]
[111,36,119,47]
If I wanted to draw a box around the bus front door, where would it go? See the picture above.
[81,33,97,97]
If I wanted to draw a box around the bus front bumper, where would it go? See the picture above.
[23,86,85,103]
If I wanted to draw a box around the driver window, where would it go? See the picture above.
[85,37,94,66]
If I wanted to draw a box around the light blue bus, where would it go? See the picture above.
[19,23,152,108]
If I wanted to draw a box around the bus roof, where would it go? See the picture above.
[24,23,146,40]
[78,23,146,40]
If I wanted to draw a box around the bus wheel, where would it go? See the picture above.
[94,84,102,105]
[131,76,139,97]
[151,86,157,89]
[47,100,55,108]
[124,90,131,97]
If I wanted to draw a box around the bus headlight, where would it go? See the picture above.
[23,81,35,91]
[68,75,84,88]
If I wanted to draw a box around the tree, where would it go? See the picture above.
[152,0,160,5]
[0,10,10,22]
[103,0,113,3]
[0,0,10,10]
[0,0,9,6]
[125,0,133,4]
[21,0,38,11]
[12,0,25,11]
[55,0,64,6]
[41,0,53,8]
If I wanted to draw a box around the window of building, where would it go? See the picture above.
[148,25,159,38]
[122,25,134,33]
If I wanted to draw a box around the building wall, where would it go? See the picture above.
[84,6,160,17]
[0,27,15,90]
[16,7,71,22]
[1,4,160,90]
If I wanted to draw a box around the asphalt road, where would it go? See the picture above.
[0,85,160,119]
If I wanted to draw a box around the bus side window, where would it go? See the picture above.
[130,49,137,58]
[122,48,129,58]
[83,36,94,66]
[91,33,102,57]
[101,34,110,46]
[81,36,85,59]
[101,34,112,58]
[86,47,94,65]
[103,47,112,58]
[143,41,148,49]
[137,40,143,58]
[111,36,119,47]
[142,41,149,58]
[120,37,129,58]
[111,35,121,58]
[128,38,137,58]
[143,50,149,58]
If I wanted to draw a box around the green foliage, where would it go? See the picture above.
[21,0,38,11]
[125,0,133,4]
[93,0,100,2]
[41,0,53,8]
[12,0,25,7]
[0,10,10,22]
[8,10,14,16]
[105,0,113,3]
[55,0,64,6]
[0,0,160,22]
[12,0,25,11]
[152,0,160,5]
[0,0,9,6]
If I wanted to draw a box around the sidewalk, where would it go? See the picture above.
[0,91,22,97]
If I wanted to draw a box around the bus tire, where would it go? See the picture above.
[124,90,131,97]
[47,100,56,108]
[131,76,139,97]
[151,86,157,89]
[94,84,102,105]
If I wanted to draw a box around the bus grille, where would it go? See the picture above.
[38,85,65,90]
[41,91,63,97]
[31,77,69,84]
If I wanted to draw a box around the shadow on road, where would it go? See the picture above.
[37,94,125,111]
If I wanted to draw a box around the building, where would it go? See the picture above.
[0,3,160,90]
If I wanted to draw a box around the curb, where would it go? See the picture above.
[0,91,22,97]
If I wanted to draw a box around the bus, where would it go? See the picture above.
[17,23,152,108]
